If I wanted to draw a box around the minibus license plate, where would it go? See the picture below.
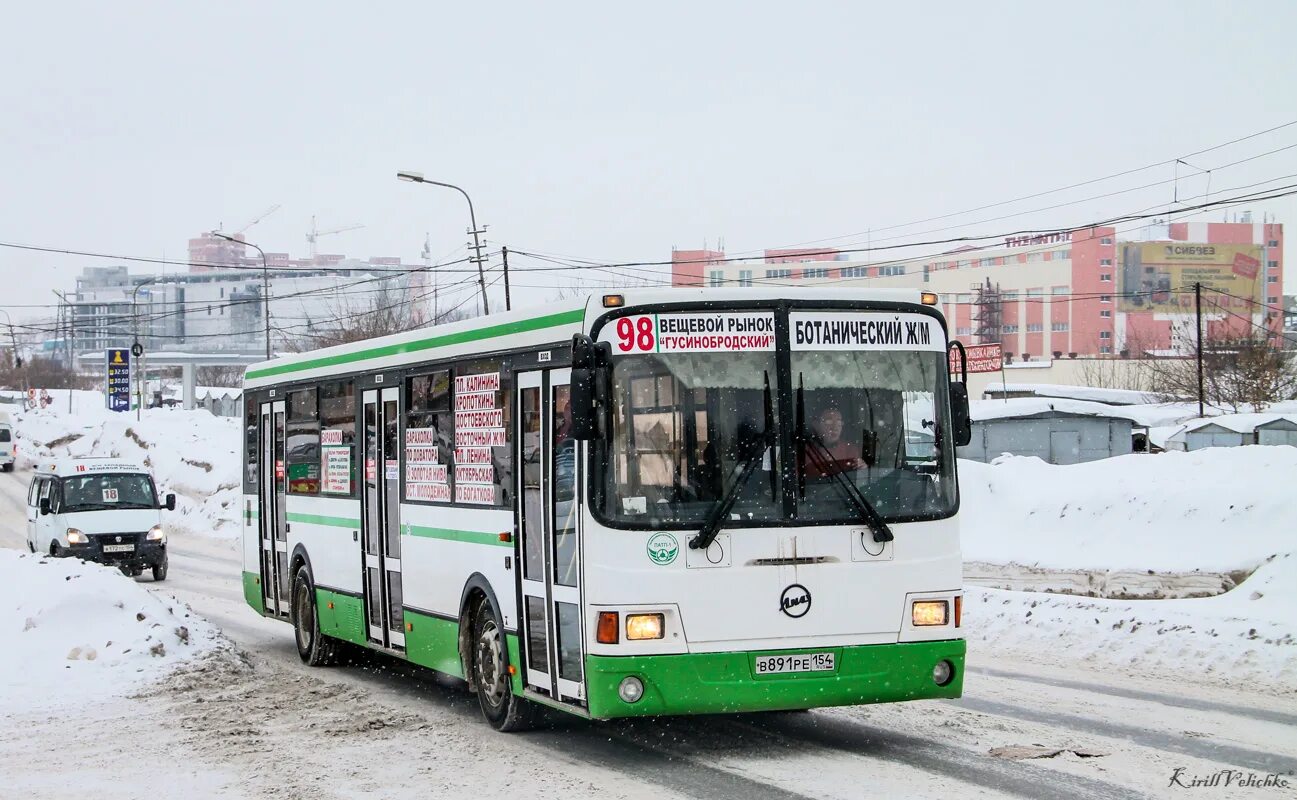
[103,544,135,553]
[755,653,834,675]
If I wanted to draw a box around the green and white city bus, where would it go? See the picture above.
[240,287,973,730]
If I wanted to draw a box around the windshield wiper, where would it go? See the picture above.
[796,376,893,543]
[690,372,774,551]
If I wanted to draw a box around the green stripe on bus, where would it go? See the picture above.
[403,525,512,547]
[286,512,361,529]
[242,571,264,615]
[246,308,585,380]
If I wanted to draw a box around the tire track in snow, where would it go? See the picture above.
[967,665,1297,727]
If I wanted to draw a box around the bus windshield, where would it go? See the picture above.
[596,307,958,529]
[599,351,783,527]
[59,473,159,512]
[792,348,956,522]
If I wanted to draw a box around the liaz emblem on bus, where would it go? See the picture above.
[602,313,776,355]
[646,533,680,566]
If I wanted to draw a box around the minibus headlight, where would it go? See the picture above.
[146,525,166,543]
[626,613,664,641]
[912,600,949,627]
[66,528,88,545]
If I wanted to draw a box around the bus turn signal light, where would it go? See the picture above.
[954,595,962,628]
[597,611,619,644]
[912,600,949,627]
[626,613,664,641]
[921,291,939,305]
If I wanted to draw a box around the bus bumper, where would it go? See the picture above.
[584,639,965,720]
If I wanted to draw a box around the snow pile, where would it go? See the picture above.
[13,400,242,536]
[0,550,224,713]
[967,553,1296,694]
[958,447,1295,572]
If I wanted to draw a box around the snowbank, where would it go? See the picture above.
[0,550,223,713]
[13,400,242,537]
[958,447,1295,573]
[968,552,1296,694]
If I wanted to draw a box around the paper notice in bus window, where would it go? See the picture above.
[321,429,344,446]
[102,488,119,503]
[407,464,448,484]
[405,427,438,447]
[599,313,776,355]
[405,446,439,465]
[454,464,494,485]
[621,496,647,515]
[385,460,398,480]
[322,446,351,494]
[407,482,451,502]
[456,428,507,448]
[454,409,503,430]
[454,391,496,412]
[789,312,946,351]
[455,372,500,394]
[455,446,493,464]
[455,484,496,505]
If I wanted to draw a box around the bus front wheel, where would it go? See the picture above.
[292,568,341,667]
[471,596,535,732]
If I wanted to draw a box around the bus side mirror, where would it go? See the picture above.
[570,334,611,441]
[949,383,972,447]
[164,493,177,511]
[39,498,51,516]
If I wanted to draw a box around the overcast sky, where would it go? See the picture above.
[3,1,1295,320]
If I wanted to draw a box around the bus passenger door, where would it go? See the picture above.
[361,387,405,650]
[259,400,288,617]
[517,369,585,706]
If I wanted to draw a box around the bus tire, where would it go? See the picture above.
[470,595,535,732]
[291,568,340,667]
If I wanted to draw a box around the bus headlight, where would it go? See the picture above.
[625,613,664,641]
[66,528,88,545]
[912,600,949,626]
[146,525,166,543]
[618,676,645,703]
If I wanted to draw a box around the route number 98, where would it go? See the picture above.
[615,316,655,353]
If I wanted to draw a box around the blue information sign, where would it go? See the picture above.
[106,348,131,412]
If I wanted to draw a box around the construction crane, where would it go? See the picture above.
[307,216,365,258]
[215,204,282,236]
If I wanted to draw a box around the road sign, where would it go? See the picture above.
[131,342,144,358]
[949,342,1003,374]
[106,348,131,412]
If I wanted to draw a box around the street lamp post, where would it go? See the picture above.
[213,232,272,359]
[131,277,160,421]
[396,171,493,315]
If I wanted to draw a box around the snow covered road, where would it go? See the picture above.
[1,467,1294,799]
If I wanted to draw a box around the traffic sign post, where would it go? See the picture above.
[106,348,131,412]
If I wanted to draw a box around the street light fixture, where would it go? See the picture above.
[212,232,272,360]
[396,171,493,315]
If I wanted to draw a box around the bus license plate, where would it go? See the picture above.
[755,652,835,675]
[103,544,135,553]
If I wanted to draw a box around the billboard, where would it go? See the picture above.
[1118,242,1263,313]
[948,342,1003,374]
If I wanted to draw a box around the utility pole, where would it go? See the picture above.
[1194,281,1204,417]
[213,233,271,359]
[501,246,512,311]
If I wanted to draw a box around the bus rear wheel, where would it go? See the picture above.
[292,568,341,667]
[471,596,535,732]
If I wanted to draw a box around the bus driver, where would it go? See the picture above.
[804,406,866,478]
